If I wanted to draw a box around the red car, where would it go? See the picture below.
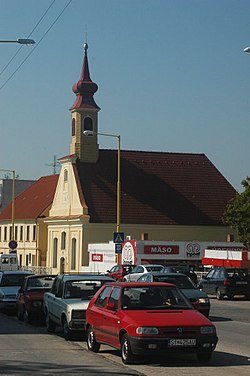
[16,274,55,324]
[86,282,218,364]
[106,264,135,281]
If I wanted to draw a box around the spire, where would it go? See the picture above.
[70,43,100,110]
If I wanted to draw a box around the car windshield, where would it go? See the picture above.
[64,280,102,299]
[121,285,192,310]
[26,276,54,291]
[154,275,195,289]
[0,274,30,287]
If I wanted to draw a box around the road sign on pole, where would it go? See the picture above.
[115,243,122,254]
[9,240,17,249]
[113,232,125,244]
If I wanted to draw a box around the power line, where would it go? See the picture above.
[0,0,57,79]
[0,0,73,91]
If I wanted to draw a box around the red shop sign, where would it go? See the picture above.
[144,245,179,255]
[91,254,103,262]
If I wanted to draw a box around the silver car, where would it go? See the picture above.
[123,264,164,281]
[0,270,33,311]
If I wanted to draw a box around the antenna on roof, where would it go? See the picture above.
[46,155,59,175]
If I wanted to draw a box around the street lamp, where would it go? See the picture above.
[0,38,35,45]
[83,129,121,236]
[0,169,15,240]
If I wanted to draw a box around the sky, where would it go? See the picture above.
[0,0,250,192]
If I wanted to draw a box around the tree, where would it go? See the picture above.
[223,177,250,248]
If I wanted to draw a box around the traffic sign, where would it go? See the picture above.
[115,243,122,254]
[9,240,17,249]
[113,232,125,244]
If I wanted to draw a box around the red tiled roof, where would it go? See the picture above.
[0,175,59,221]
[76,150,236,226]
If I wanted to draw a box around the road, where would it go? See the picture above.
[0,298,249,376]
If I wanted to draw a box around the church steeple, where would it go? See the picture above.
[70,43,100,110]
[70,43,100,163]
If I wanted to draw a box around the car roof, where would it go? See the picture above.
[0,270,33,275]
[141,272,187,277]
[57,274,115,282]
[24,274,56,280]
[102,281,176,288]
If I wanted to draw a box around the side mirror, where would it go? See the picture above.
[106,302,116,311]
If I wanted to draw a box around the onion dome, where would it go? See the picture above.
[70,43,100,110]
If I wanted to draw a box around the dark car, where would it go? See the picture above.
[138,272,210,317]
[86,282,218,364]
[0,270,33,311]
[161,266,198,285]
[16,274,55,324]
[199,267,250,300]
[106,264,135,281]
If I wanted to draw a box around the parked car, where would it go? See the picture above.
[16,274,55,324]
[0,270,33,311]
[86,281,218,364]
[44,274,115,340]
[161,265,198,285]
[106,264,135,281]
[137,272,210,317]
[199,267,250,300]
[123,264,164,281]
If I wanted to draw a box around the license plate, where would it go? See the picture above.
[236,281,247,285]
[168,339,196,347]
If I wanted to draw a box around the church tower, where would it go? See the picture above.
[69,43,100,163]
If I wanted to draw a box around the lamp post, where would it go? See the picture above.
[0,38,35,45]
[83,130,121,261]
[0,169,15,240]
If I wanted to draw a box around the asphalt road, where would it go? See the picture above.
[0,298,249,376]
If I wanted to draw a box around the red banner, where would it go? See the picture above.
[144,245,179,255]
[91,254,103,262]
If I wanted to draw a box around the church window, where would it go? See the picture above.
[83,117,93,132]
[71,238,77,270]
[53,238,58,268]
[61,231,66,250]
[72,118,75,136]
[64,169,68,182]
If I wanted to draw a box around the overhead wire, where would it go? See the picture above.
[0,0,57,79]
[0,0,73,91]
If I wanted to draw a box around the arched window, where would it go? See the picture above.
[61,231,66,250]
[53,238,58,268]
[83,117,93,132]
[64,169,68,182]
[71,238,77,270]
[72,118,75,136]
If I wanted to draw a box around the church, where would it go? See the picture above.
[0,43,237,273]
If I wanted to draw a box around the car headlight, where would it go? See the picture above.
[200,326,215,334]
[198,298,209,304]
[0,292,5,299]
[32,301,42,307]
[136,327,159,335]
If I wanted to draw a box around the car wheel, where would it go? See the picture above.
[197,352,212,362]
[87,326,100,352]
[227,294,234,300]
[62,316,74,340]
[121,334,135,364]
[216,288,224,300]
[45,311,56,333]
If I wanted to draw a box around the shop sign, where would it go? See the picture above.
[122,240,137,265]
[91,254,103,262]
[186,243,201,257]
[144,245,179,254]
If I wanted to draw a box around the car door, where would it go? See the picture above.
[200,269,216,295]
[127,266,144,281]
[90,286,113,343]
[101,286,121,347]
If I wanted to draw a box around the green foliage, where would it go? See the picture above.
[223,177,250,247]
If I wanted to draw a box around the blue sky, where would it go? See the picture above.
[0,0,250,192]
